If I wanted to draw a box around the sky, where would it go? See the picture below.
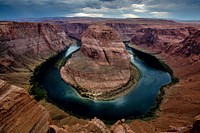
[0,0,200,20]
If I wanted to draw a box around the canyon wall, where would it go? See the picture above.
[52,19,194,42]
[0,21,72,72]
[167,30,200,62]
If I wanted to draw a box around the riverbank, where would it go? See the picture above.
[127,43,179,118]
[128,43,179,83]
[126,43,200,132]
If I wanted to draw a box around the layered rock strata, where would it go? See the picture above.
[0,21,72,73]
[0,79,51,133]
[60,25,131,99]
[174,30,200,56]
[166,30,200,62]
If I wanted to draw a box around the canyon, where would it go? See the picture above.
[0,18,200,133]
[0,21,72,88]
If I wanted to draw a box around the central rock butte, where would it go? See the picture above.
[60,24,131,99]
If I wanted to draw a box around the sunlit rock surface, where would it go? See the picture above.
[61,25,131,99]
[0,79,51,133]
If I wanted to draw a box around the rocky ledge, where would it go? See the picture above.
[0,79,51,133]
[60,25,134,100]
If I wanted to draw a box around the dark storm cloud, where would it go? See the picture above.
[0,0,199,20]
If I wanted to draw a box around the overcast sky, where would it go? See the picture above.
[0,0,200,20]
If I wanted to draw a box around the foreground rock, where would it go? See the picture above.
[50,117,109,133]
[190,114,200,132]
[0,79,51,133]
[50,117,138,133]
[61,25,131,100]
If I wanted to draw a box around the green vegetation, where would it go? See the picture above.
[29,83,47,101]
[29,48,68,101]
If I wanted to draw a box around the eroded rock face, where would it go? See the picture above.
[180,30,200,56]
[0,79,51,133]
[0,21,72,72]
[167,30,200,62]
[60,25,131,99]
[131,28,158,46]
[81,25,130,68]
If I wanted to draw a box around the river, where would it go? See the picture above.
[40,43,171,121]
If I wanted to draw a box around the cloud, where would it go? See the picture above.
[122,14,139,18]
[0,0,199,20]
[69,13,104,17]
[150,12,170,18]
[132,4,147,12]
[82,7,110,13]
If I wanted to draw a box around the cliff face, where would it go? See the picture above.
[166,30,200,62]
[131,28,158,46]
[131,28,187,47]
[177,30,200,56]
[60,25,131,99]
[0,79,51,133]
[56,20,193,48]
[64,22,89,39]
[81,25,130,69]
[0,21,72,72]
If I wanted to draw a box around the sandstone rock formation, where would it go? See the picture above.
[131,28,187,47]
[60,24,131,99]
[188,27,198,35]
[49,117,139,133]
[110,119,135,133]
[0,21,72,72]
[190,114,200,132]
[167,30,200,62]
[65,22,89,39]
[49,117,109,133]
[131,28,158,46]
[49,117,157,133]
[177,30,200,57]
[0,79,51,133]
